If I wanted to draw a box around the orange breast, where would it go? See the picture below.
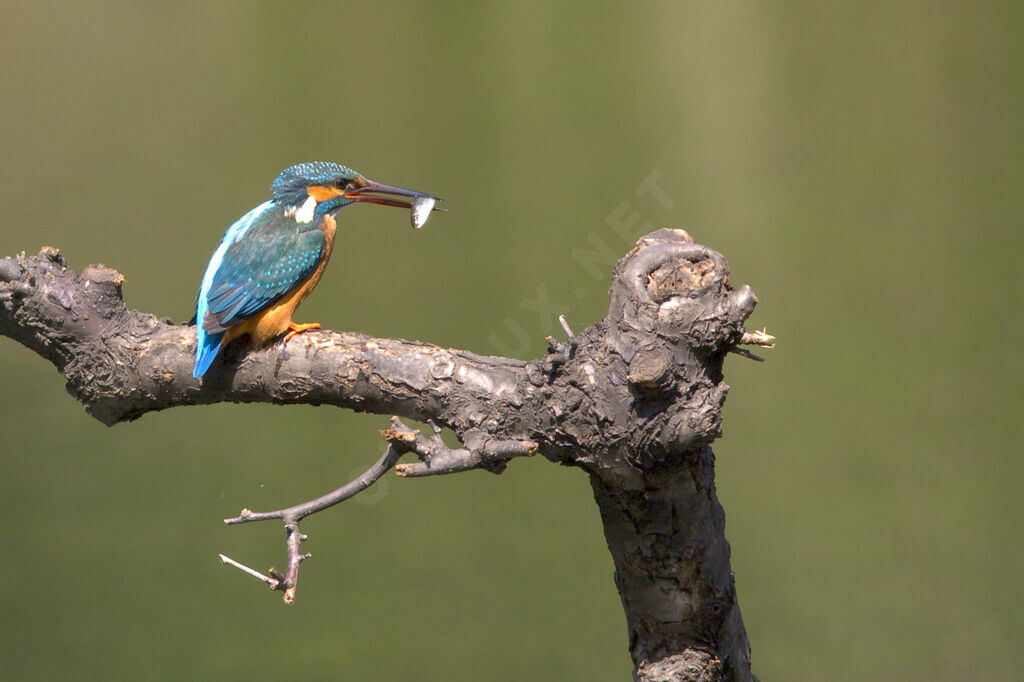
[221,213,338,348]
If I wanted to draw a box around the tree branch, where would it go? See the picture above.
[219,438,401,604]
[390,418,538,477]
[216,415,537,602]
[0,229,768,681]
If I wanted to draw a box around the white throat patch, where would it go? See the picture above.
[292,194,318,224]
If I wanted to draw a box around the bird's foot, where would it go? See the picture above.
[283,322,322,344]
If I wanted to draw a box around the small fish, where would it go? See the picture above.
[411,196,437,229]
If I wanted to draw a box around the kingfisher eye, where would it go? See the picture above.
[336,178,356,190]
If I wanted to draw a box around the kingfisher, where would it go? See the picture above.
[192,161,442,378]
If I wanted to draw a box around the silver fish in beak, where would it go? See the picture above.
[411,196,438,229]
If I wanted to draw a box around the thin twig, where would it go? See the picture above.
[220,440,403,603]
[740,327,775,348]
[730,326,775,361]
[385,417,537,478]
[218,553,281,589]
[543,316,579,377]
[281,523,310,604]
[728,346,765,362]
[558,314,574,338]
[224,444,403,525]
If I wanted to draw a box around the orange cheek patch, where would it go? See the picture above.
[307,185,345,202]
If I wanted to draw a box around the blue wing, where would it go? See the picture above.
[193,201,326,377]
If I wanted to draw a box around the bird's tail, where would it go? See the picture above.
[193,328,224,378]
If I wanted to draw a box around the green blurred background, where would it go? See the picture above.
[1,2,1020,680]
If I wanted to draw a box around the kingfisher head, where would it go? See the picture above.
[271,161,443,226]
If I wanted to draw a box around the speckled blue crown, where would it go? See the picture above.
[271,162,359,205]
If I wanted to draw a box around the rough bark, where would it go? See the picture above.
[0,229,763,681]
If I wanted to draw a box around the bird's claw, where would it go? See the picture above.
[283,322,322,344]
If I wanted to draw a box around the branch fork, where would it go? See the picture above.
[391,418,538,477]
[542,313,579,377]
[218,416,537,602]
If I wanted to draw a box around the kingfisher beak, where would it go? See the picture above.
[346,179,445,212]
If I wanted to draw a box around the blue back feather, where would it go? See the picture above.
[193,199,327,377]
